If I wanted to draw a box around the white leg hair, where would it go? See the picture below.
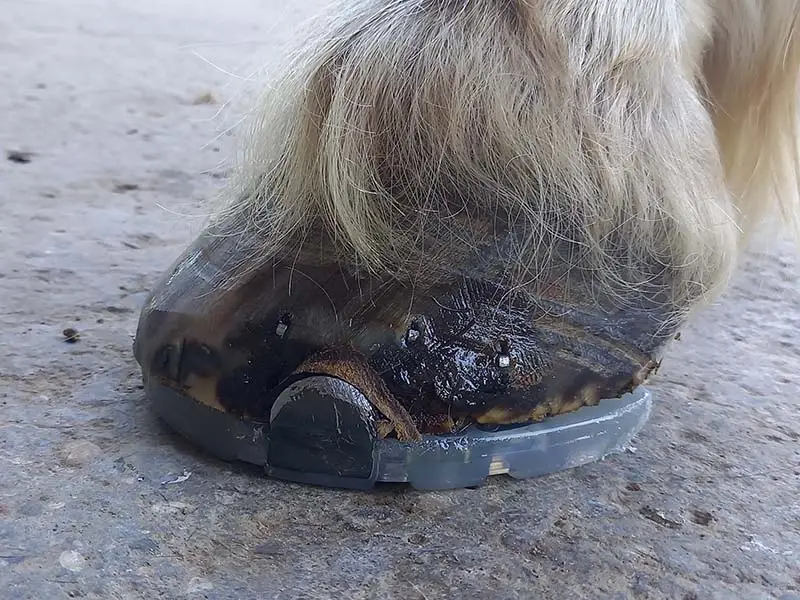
[214,0,800,315]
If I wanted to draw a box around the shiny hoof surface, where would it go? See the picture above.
[133,228,670,489]
[145,372,652,491]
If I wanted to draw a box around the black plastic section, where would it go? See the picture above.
[267,376,378,489]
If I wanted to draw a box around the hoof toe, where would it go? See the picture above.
[267,375,379,489]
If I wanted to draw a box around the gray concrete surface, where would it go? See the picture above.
[1,1,799,598]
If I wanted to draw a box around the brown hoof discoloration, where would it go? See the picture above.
[133,227,675,436]
[293,347,422,442]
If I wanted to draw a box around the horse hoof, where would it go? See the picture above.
[133,227,662,489]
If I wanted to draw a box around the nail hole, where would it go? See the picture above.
[496,339,511,368]
[405,319,425,345]
[275,313,292,338]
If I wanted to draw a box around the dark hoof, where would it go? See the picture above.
[133,227,668,488]
[134,232,668,429]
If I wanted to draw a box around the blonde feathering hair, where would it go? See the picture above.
[212,0,800,315]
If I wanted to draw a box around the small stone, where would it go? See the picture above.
[58,550,86,572]
[7,150,34,163]
[62,327,80,343]
[60,440,102,467]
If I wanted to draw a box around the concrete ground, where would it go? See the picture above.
[1,1,799,598]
